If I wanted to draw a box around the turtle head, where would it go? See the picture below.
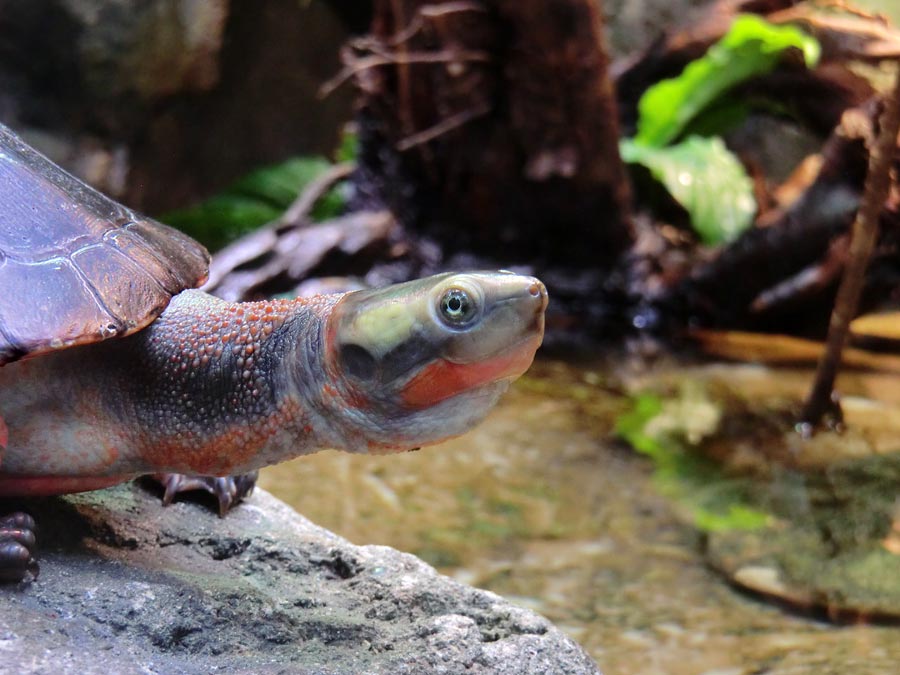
[321,271,547,453]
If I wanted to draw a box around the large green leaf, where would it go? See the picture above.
[620,135,756,245]
[635,14,820,148]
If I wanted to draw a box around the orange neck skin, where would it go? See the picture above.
[108,290,350,477]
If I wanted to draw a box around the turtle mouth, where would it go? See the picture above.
[400,331,543,409]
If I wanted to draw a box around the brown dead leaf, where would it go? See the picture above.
[691,328,900,373]
[851,312,900,341]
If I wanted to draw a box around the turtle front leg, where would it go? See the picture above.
[0,416,37,583]
[145,472,259,517]
[0,512,37,582]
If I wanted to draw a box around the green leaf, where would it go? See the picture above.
[693,503,771,532]
[615,391,771,533]
[161,156,347,251]
[614,393,665,459]
[680,96,750,139]
[620,135,756,244]
[336,128,358,163]
[635,14,821,147]
[162,196,282,251]
[230,157,333,208]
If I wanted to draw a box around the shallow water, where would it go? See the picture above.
[260,358,900,674]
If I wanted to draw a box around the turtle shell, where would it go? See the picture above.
[0,124,209,365]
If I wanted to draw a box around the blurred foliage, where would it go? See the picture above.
[621,14,820,245]
[854,0,900,26]
[615,385,771,532]
[163,130,358,251]
[163,156,345,251]
[620,136,756,245]
[336,128,358,163]
[634,14,820,147]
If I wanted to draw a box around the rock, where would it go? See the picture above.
[0,483,601,675]
[67,0,229,100]
[0,1,353,211]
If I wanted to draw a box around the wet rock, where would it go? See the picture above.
[0,483,600,674]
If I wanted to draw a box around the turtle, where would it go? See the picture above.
[0,123,548,582]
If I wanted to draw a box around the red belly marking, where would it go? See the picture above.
[0,474,130,497]
[0,415,7,450]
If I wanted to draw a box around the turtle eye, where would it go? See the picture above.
[438,287,478,327]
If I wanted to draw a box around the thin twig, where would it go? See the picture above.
[319,49,490,98]
[800,67,900,430]
[280,161,356,227]
[390,2,486,46]
[392,0,414,148]
[419,1,486,19]
[811,0,889,22]
[396,101,491,151]
[750,234,849,314]
[204,162,356,290]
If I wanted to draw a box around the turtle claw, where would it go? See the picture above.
[0,512,38,583]
[149,472,258,517]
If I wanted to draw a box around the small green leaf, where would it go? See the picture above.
[615,390,771,533]
[635,14,821,147]
[336,129,358,163]
[614,393,665,459]
[620,135,756,244]
[693,503,771,532]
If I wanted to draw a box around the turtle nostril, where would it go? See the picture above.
[527,279,549,311]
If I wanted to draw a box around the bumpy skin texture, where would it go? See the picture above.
[0,271,546,583]
[0,291,337,486]
[0,273,546,496]
[0,124,548,582]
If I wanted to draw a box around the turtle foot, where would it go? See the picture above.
[0,512,37,583]
[147,472,258,517]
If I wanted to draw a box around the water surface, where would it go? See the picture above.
[261,358,900,674]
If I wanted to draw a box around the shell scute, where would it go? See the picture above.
[0,124,209,365]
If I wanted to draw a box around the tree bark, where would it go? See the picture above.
[353,0,632,268]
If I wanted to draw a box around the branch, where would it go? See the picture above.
[800,66,900,430]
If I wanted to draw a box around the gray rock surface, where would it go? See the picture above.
[0,482,601,674]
